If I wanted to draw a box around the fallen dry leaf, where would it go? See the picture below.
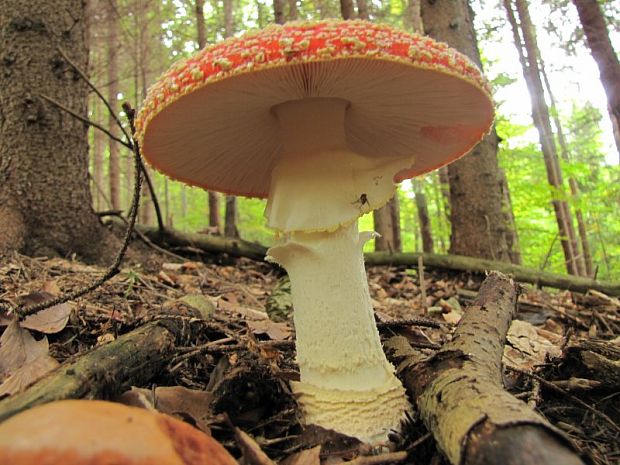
[246,319,291,341]
[218,298,269,321]
[118,386,215,433]
[17,291,72,334]
[503,320,562,371]
[234,427,278,465]
[282,446,321,465]
[0,355,59,396]
[0,320,59,395]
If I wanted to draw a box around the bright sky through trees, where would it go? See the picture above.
[473,0,619,164]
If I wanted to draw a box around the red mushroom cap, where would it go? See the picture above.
[136,19,493,198]
[0,400,238,465]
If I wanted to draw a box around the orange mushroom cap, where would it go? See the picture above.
[0,400,238,465]
[136,19,494,198]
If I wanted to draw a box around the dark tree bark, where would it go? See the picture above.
[224,196,240,238]
[503,0,582,275]
[421,0,515,263]
[499,169,522,265]
[273,0,285,24]
[413,180,434,253]
[340,0,355,19]
[572,0,620,159]
[288,0,297,20]
[194,0,221,233]
[405,0,423,32]
[0,0,111,261]
[106,0,121,211]
[356,0,369,19]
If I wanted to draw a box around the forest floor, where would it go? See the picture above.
[0,239,619,465]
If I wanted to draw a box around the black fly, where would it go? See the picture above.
[352,193,369,209]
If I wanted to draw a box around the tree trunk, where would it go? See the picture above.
[503,0,581,275]
[106,0,121,211]
[572,0,620,159]
[405,0,423,32]
[92,99,106,211]
[413,180,433,253]
[288,0,297,20]
[340,0,355,19]
[391,195,402,252]
[421,0,514,263]
[273,0,285,24]
[0,0,110,261]
[224,196,240,238]
[356,0,369,19]
[499,169,522,265]
[194,0,221,233]
[540,64,592,276]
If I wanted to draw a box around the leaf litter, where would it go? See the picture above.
[0,251,618,465]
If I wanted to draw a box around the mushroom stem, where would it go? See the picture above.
[265,97,411,442]
[267,223,410,442]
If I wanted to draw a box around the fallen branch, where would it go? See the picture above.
[366,252,620,296]
[0,319,185,423]
[131,225,620,296]
[136,224,268,262]
[388,271,584,465]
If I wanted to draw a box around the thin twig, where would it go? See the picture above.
[418,255,427,314]
[343,451,408,465]
[139,162,165,232]
[377,317,446,330]
[39,94,132,149]
[509,366,620,435]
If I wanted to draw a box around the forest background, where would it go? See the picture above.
[86,0,619,278]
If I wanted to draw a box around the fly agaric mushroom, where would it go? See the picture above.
[0,400,238,465]
[136,20,494,443]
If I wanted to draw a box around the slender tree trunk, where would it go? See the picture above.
[413,180,433,253]
[432,173,448,252]
[273,0,285,24]
[92,99,105,211]
[340,0,355,19]
[405,0,423,32]
[194,0,221,233]
[224,196,240,238]
[421,0,513,263]
[0,0,111,261]
[540,64,592,275]
[164,178,173,228]
[373,205,397,253]
[499,169,522,265]
[503,0,580,275]
[572,0,620,159]
[107,0,120,211]
[356,0,369,19]
[391,195,402,252]
[288,0,297,20]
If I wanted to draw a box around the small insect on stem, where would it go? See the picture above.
[352,193,369,210]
